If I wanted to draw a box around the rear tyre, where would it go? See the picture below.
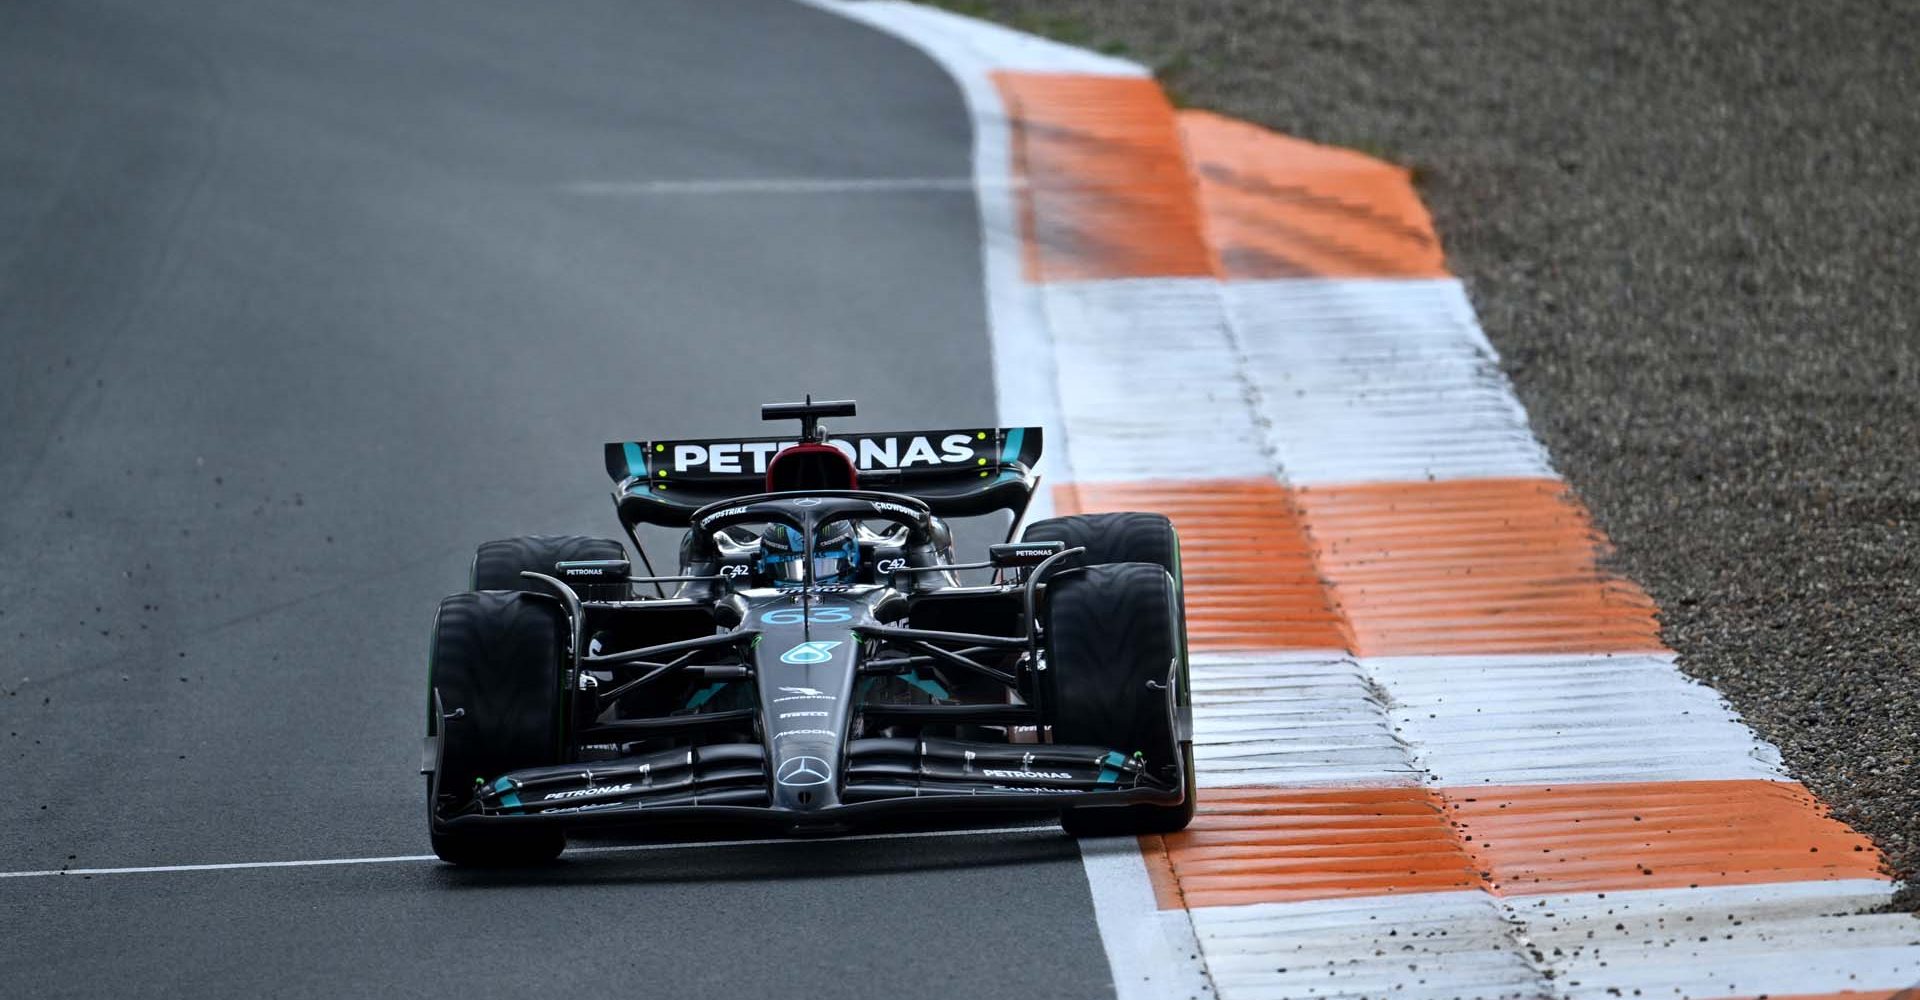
[426,591,569,866]
[1043,562,1195,836]
[470,535,630,596]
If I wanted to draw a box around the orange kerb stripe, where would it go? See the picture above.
[1449,780,1886,896]
[1710,993,1912,1000]
[1054,479,1349,651]
[992,72,1214,282]
[1059,476,1661,656]
[1139,834,1186,910]
[1295,477,1667,656]
[1148,781,1887,910]
[1150,787,1479,909]
[1179,111,1449,280]
[991,80,1447,281]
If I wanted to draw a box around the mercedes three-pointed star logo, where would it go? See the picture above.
[776,755,832,787]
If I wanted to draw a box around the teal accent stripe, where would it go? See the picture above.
[492,776,523,809]
[683,681,727,711]
[999,427,1024,464]
[622,441,647,479]
[900,671,950,701]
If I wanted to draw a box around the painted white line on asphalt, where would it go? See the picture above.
[563,177,1000,196]
[0,823,1059,880]
[0,854,440,879]
[1080,837,1214,1000]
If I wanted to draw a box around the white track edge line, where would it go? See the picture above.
[563,177,1005,195]
[0,823,1059,880]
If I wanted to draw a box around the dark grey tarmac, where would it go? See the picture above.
[0,0,1113,995]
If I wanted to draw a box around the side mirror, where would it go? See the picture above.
[988,541,1065,569]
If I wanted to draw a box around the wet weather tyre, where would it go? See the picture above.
[1022,512,1178,576]
[470,535,630,596]
[1043,562,1195,836]
[1028,513,1194,833]
[426,590,569,866]
[1023,510,1189,685]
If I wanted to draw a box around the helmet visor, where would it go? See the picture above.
[764,553,808,585]
[811,552,853,583]
[764,544,856,586]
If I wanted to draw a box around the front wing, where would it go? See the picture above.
[431,737,1184,835]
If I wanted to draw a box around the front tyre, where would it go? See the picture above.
[426,590,569,866]
[469,535,630,596]
[1043,562,1195,836]
[1021,511,1178,576]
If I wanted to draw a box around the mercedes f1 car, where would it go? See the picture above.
[423,399,1193,865]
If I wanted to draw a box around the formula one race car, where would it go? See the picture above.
[423,399,1193,865]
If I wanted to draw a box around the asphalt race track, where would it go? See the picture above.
[0,2,1114,996]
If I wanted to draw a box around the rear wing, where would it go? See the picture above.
[605,427,1042,528]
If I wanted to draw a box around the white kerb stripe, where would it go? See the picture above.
[1190,651,1418,788]
[1227,279,1556,485]
[1366,652,1790,785]
[1513,880,1920,998]
[1189,891,1545,1000]
[1043,279,1273,483]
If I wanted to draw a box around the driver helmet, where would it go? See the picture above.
[758,519,860,588]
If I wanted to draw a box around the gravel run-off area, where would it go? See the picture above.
[933,0,1920,907]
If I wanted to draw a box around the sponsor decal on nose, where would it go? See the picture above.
[778,640,843,665]
[775,756,833,787]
